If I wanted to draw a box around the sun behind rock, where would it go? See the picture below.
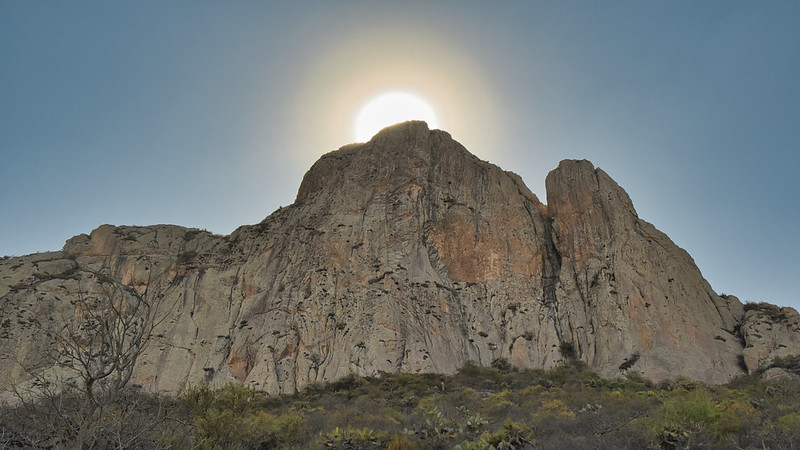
[354,91,438,142]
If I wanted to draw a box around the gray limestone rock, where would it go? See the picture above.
[759,367,800,384]
[741,303,800,373]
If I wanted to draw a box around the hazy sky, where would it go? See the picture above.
[2,2,798,310]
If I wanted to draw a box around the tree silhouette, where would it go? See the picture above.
[9,266,174,447]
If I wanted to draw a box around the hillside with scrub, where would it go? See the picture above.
[3,359,800,449]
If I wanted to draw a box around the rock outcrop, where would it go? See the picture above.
[740,303,800,373]
[1,121,798,395]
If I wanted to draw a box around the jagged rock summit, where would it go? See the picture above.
[2,121,799,395]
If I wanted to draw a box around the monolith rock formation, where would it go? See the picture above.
[1,121,798,395]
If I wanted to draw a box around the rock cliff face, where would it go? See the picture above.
[1,121,798,395]
[740,303,800,373]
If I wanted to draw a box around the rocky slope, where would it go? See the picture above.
[1,121,798,395]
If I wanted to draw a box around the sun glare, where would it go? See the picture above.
[354,92,438,142]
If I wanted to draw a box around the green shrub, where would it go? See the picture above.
[321,426,380,448]
[769,354,800,375]
[712,399,760,439]
[387,433,417,449]
[472,420,531,449]
[744,302,792,322]
[490,357,512,372]
[777,412,800,432]
[543,364,571,386]
[662,389,719,428]
[176,251,197,265]
[180,383,305,449]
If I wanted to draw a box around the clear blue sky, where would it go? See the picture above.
[2,1,798,310]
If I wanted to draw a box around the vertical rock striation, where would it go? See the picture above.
[544,160,744,382]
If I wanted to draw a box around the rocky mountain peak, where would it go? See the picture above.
[296,121,491,204]
[1,124,798,396]
[546,159,637,222]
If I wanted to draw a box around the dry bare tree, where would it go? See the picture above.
[52,269,157,415]
[3,265,176,448]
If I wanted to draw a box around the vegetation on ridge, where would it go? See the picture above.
[3,360,800,449]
